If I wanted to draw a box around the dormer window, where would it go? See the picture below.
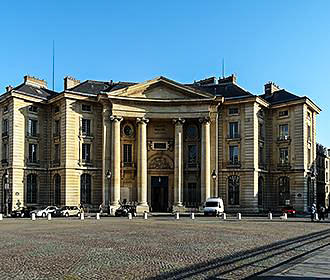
[279,110,288,117]
[229,107,239,115]
[82,104,92,112]
[28,106,38,113]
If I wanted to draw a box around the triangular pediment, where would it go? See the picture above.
[110,76,213,100]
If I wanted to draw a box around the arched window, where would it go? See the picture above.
[27,174,37,204]
[80,174,91,204]
[278,176,290,206]
[258,176,264,207]
[228,175,240,205]
[54,174,61,206]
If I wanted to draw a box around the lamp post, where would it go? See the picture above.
[211,169,217,197]
[4,170,9,216]
[106,170,112,213]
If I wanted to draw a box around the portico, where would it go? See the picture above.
[100,77,221,212]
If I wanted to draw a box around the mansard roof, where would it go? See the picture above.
[69,80,136,95]
[10,83,58,100]
[260,89,301,104]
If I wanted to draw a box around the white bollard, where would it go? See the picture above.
[47,213,52,221]
[268,213,273,220]
[128,213,132,220]
[315,213,319,221]
[143,212,148,220]
[191,213,195,220]
[0,213,3,220]
[31,213,36,221]
[80,213,85,220]
[237,213,242,220]
[222,213,227,220]
[96,213,100,220]
[175,213,180,220]
[281,213,287,220]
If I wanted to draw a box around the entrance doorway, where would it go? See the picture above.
[151,176,168,212]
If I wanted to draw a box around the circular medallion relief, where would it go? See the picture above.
[123,124,134,137]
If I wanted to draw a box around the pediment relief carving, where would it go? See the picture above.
[148,155,174,169]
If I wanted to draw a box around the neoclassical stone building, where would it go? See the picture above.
[0,74,321,214]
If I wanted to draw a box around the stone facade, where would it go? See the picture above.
[0,75,321,214]
[316,144,330,208]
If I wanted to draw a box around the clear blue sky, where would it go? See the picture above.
[1,1,330,146]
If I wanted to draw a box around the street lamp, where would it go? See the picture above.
[211,169,217,197]
[4,170,9,216]
[106,170,112,213]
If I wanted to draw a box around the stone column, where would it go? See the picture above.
[102,104,111,206]
[110,115,123,208]
[200,117,211,203]
[136,117,149,213]
[173,118,185,209]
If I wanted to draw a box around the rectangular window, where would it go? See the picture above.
[2,119,8,136]
[229,122,239,138]
[29,143,38,163]
[259,123,264,139]
[279,110,288,117]
[3,105,8,113]
[123,144,132,166]
[54,106,60,113]
[28,106,38,112]
[82,119,91,136]
[308,148,311,166]
[259,146,264,165]
[2,143,8,161]
[228,107,239,115]
[82,104,92,112]
[28,119,38,137]
[326,172,328,183]
[279,148,289,164]
[54,120,60,136]
[279,124,289,139]
[54,144,60,162]
[229,145,239,164]
[82,143,91,162]
[188,144,197,167]
[307,125,311,142]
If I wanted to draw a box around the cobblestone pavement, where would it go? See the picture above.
[0,216,329,280]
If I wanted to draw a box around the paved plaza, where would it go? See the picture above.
[0,216,329,280]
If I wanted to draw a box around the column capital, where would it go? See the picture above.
[136,117,149,124]
[199,117,210,124]
[173,118,185,125]
[110,115,123,122]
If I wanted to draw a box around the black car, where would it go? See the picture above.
[11,206,37,218]
[115,204,137,217]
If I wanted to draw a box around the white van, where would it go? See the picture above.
[203,197,224,216]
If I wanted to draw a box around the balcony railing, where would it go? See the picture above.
[27,159,40,165]
[227,134,241,140]
[26,132,40,138]
[277,135,291,142]
[226,160,241,168]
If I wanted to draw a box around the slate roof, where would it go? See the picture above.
[187,83,253,98]
[69,80,136,95]
[260,89,301,104]
[12,83,58,99]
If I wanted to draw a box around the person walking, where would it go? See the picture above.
[311,203,316,222]
[320,205,326,221]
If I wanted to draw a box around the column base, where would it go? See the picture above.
[136,204,150,213]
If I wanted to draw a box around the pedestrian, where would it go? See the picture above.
[99,204,103,215]
[311,203,316,222]
[320,206,326,221]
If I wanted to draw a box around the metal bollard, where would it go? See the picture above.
[268,213,273,220]
[31,213,36,221]
[96,213,100,220]
[143,212,148,220]
[175,213,180,220]
[222,213,227,220]
[128,213,132,220]
[47,213,52,221]
[237,213,241,220]
[80,213,85,220]
[191,213,195,220]
[0,213,3,220]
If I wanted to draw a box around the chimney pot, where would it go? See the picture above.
[64,76,80,90]
[24,75,47,88]
[264,81,280,95]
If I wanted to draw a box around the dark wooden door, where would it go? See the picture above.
[151,176,168,212]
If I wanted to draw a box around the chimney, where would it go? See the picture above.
[264,81,280,95]
[24,75,47,88]
[64,76,80,90]
[6,85,13,92]
[218,74,237,85]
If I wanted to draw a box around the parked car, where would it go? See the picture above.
[60,206,80,217]
[281,205,296,217]
[11,206,37,218]
[203,197,224,216]
[30,206,59,217]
